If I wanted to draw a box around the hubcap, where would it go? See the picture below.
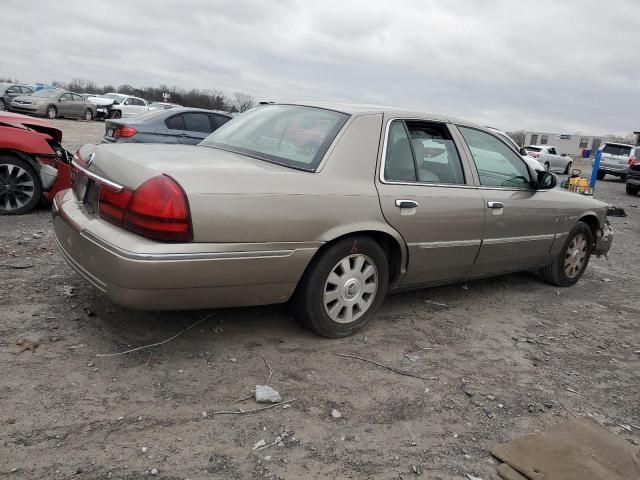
[0,163,35,211]
[323,254,378,324]
[564,233,587,278]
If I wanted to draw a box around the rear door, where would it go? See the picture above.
[376,118,485,285]
[156,113,185,143]
[179,112,215,144]
[210,113,230,131]
[455,125,557,276]
[71,94,86,117]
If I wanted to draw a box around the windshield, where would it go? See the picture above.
[103,93,126,103]
[603,143,632,156]
[31,89,62,99]
[200,105,349,171]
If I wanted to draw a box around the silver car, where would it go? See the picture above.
[11,89,97,120]
[525,145,573,173]
[53,103,613,337]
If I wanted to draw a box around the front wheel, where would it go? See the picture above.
[292,236,389,337]
[112,110,122,119]
[626,184,639,195]
[544,162,550,171]
[0,155,42,215]
[564,161,572,174]
[540,221,593,287]
[84,108,93,121]
[46,105,57,119]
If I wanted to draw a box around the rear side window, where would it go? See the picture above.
[384,120,465,184]
[459,126,531,188]
[183,113,213,133]
[165,114,185,130]
[210,114,230,129]
[603,144,632,156]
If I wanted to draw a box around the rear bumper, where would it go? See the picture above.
[597,162,627,175]
[52,189,319,310]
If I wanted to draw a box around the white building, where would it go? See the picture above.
[520,131,639,157]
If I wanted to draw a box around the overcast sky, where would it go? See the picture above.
[1,0,639,135]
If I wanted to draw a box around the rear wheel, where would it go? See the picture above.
[292,236,388,338]
[46,105,57,119]
[597,170,605,180]
[0,155,42,215]
[626,184,639,195]
[540,221,592,287]
[544,161,550,171]
[84,108,93,121]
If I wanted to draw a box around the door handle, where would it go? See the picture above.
[395,199,418,209]
[487,201,504,209]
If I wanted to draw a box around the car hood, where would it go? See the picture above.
[87,96,114,107]
[79,143,314,194]
[0,111,62,142]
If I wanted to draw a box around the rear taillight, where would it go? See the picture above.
[114,126,137,138]
[98,175,192,242]
[99,185,132,225]
[529,152,540,158]
[628,157,637,165]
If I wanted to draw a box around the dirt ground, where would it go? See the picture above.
[1,119,639,479]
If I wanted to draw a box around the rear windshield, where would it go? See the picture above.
[525,146,542,152]
[200,105,349,171]
[602,144,632,156]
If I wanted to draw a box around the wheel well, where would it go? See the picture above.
[0,149,39,172]
[579,215,600,242]
[309,231,403,286]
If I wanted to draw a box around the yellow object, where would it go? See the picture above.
[568,176,579,192]
[578,177,588,193]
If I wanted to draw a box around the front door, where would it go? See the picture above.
[455,125,557,276]
[376,119,485,286]
[57,93,74,116]
[180,112,215,144]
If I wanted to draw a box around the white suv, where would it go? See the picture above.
[594,142,637,180]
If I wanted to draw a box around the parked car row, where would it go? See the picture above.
[50,102,613,337]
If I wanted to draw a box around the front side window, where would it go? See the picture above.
[72,94,84,102]
[201,105,349,171]
[6,86,19,94]
[540,135,548,145]
[547,147,557,155]
[458,126,531,188]
[21,87,33,94]
[59,93,72,101]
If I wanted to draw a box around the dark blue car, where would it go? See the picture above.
[102,107,232,144]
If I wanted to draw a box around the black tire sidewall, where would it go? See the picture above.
[626,184,639,195]
[554,222,593,286]
[295,237,389,338]
[564,162,572,174]
[0,155,42,215]
[597,170,605,180]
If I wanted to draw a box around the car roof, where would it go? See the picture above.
[285,101,482,127]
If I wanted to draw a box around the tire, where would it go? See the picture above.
[540,221,593,287]
[564,161,572,174]
[544,162,550,171]
[597,170,605,180]
[292,236,389,338]
[0,155,42,215]
[0,99,6,111]
[112,110,122,119]
[46,105,57,119]
[626,184,639,195]
[84,109,93,121]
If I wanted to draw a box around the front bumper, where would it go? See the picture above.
[52,189,319,310]
[593,220,613,257]
[10,103,45,115]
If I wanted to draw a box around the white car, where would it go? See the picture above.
[101,93,150,118]
[487,127,545,172]
[593,142,637,180]
[525,145,573,174]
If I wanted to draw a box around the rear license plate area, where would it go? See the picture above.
[107,128,114,138]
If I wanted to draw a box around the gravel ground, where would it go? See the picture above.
[1,119,639,479]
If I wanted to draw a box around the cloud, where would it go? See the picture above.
[1,0,638,135]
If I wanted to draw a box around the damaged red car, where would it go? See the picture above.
[0,111,72,214]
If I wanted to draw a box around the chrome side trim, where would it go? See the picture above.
[483,234,556,245]
[71,159,124,192]
[411,239,482,249]
[81,230,303,261]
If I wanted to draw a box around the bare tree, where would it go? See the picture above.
[507,130,527,147]
[233,92,256,112]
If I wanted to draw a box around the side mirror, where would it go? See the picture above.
[519,147,528,156]
[537,170,557,189]
[561,153,567,157]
